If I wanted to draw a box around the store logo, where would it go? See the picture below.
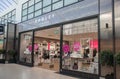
[34,14,55,23]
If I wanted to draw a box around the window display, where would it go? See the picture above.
[19,32,33,63]
[34,40,60,65]
[34,27,60,71]
[62,19,99,74]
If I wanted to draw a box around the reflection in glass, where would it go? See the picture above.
[43,0,51,7]
[43,6,51,13]
[28,6,34,14]
[52,0,63,10]
[64,0,78,6]
[23,3,28,9]
[22,16,27,21]
[62,18,98,74]
[19,32,33,63]
[29,0,34,6]
[22,9,27,16]
[35,0,41,3]
[52,0,60,3]
[35,9,42,17]
[35,2,42,11]
[28,13,34,19]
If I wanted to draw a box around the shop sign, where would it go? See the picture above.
[20,0,98,32]
[34,14,55,23]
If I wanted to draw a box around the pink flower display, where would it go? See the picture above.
[28,44,39,52]
[62,44,70,53]
[34,44,39,50]
[73,42,80,51]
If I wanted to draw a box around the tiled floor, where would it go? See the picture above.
[0,64,82,79]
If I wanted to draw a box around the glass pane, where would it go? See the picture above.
[35,2,42,11]
[8,13,12,18]
[62,18,99,74]
[34,27,60,71]
[23,2,28,9]
[4,20,7,23]
[12,10,16,15]
[11,15,15,21]
[52,0,60,3]
[43,0,51,7]
[28,13,34,19]
[19,32,33,64]
[8,17,12,20]
[1,19,4,24]
[52,0,63,10]
[22,9,27,16]
[43,6,51,13]
[28,6,34,14]
[35,0,41,3]
[64,0,78,6]
[5,15,7,19]
[35,9,42,17]
[22,16,27,21]
[29,0,34,6]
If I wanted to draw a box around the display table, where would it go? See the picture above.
[70,57,93,72]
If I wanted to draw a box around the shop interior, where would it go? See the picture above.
[34,27,61,71]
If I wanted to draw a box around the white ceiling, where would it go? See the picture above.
[0,0,18,12]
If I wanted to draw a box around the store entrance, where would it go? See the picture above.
[34,26,61,71]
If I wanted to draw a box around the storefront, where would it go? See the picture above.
[18,17,99,79]
[0,0,120,78]
[18,0,99,79]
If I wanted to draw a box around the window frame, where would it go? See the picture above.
[21,0,83,22]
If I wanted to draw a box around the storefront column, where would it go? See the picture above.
[99,0,115,78]
[60,25,63,72]
[32,30,35,67]
[114,0,120,79]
